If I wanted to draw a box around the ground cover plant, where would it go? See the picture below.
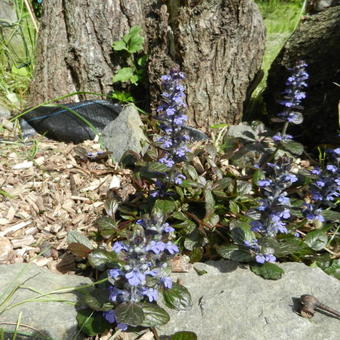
[0,1,339,339]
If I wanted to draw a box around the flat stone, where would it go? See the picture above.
[0,263,92,339]
[158,260,340,340]
[102,105,148,162]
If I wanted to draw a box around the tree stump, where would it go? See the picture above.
[264,6,340,148]
[29,0,265,130]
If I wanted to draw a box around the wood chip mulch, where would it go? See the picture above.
[0,118,134,274]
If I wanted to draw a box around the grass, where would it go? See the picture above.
[0,0,38,111]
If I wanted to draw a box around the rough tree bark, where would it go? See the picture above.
[29,0,265,130]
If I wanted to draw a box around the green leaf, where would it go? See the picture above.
[138,302,170,327]
[125,26,144,53]
[184,229,202,251]
[193,267,208,276]
[210,123,229,129]
[112,67,135,83]
[173,219,196,234]
[153,199,177,216]
[250,263,284,280]
[282,140,304,155]
[322,210,340,222]
[215,244,239,259]
[67,230,93,249]
[115,302,144,326]
[185,165,199,181]
[170,331,198,340]
[112,40,127,51]
[88,249,119,271]
[172,211,188,221]
[94,216,118,239]
[111,91,134,103]
[318,259,340,279]
[229,200,240,214]
[141,162,169,178]
[77,309,111,336]
[162,282,192,310]
[304,230,328,251]
[81,288,113,311]
[189,246,204,262]
[204,188,215,217]
[230,249,252,263]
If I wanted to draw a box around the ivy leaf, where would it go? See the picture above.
[115,302,144,326]
[125,26,144,53]
[304,230,328,251]
[162,282,192,310]
[88,249,119,271]
[170,331,198,340]
[138,302,170,327]
[112,40,127,51]
[250,263,284,280]
[76,309,111,336]
[112,67,134,83]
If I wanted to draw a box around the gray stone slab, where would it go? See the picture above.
[158,261,340,340]
[0,263,92,340]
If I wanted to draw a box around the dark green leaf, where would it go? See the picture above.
[304,230,328,251]
[215,244,239,259]
[250,263,284,280]
[319,259,340,279]
[252,169,264,184]
[88,249,119,271]
[81,288,113,311]
[162,283,192,310]
[141,162,169,178]
[282,140,304,155]
[170,331,198,340]
[153,199,177,216]
[189,247,203,262]
[94,216,118,239]
[184,229,202,251]
[213,177,234,191]
[173,219,196,234]
[138,302,170,327]
[77,309,111,336]
[115,302,144,326]
[185,165,199,180]
[230,249,252,263]
[180,180,203,188]
[172,211,188,221]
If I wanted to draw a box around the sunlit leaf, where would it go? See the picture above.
[139,302,170,327]
[304,230,328,251]
[162,283,192,310]
[250,262,284,280]
[88,249,119,271]
[170,331,198,340]
[115,302,144,326]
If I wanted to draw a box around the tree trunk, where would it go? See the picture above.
[264,6,340,148]
[29,0,265,130]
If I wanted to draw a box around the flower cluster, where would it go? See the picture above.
[246,159,298,263]
[103,214,178,329]
[303,153,340,222]
[155,69,189,186]
[277,61,308,126]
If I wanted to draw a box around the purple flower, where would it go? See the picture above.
[108,268,122,279]
[258,179,272,187]
[112,241,128,253]
[164,241,179,254]
[162,223,175,233]
[140,287,158,302]
[103,310,128,331]
[125,269,145,286]
[146,240,166,254]
[160,276,173,289]
[174,173,186,185]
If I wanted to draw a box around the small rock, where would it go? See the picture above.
[102,105,148,162]
[0,236,13,262]
[0,103,11,120]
